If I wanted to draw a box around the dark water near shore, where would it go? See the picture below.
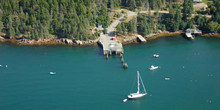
[0,35,219,110]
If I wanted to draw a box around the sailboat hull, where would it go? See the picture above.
[128,93,147,99]
[127,71,147,99]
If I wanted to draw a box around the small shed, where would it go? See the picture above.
[97,25,104,31]
[186,28,202,34]
[98,25,103,29]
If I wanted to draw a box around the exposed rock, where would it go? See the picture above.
[123,63,128,69]
[73,40,83,45]
[65,39,73,44]
[158,30,162,33]
[89,40,93,43]
[1,35,99,46]
[145,33,158,38]
[0,36,5,41]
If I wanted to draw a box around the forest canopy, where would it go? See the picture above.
[0,0,219,41]
[0,0,180,40]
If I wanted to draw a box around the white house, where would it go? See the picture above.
[193,0,202,3]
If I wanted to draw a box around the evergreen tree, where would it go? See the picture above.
[8,27,15,37]
[117,24,123,34]
[34,29,39,41]
[183,0,193,19]
[0,21,3,32]
[138,14,151,36]
[207,21,220,33]
[121,23,126,35]
[103,28,107,34]
[130,0,136,10]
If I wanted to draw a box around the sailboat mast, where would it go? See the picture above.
[140,74,147,93]
[137,71,140,93]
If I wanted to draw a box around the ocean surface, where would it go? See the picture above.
[0,35,219,110]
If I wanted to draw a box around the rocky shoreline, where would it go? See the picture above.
[0,35,99,46]
[120,31,184,45]
[0,32,219,46]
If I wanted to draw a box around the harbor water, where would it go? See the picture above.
[0,35,219,110]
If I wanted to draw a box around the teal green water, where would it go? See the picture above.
[0,35,219,110]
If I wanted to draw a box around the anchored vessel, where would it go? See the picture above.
[153,54,159,58]
[149,65,159,70]
[128,71,147,99]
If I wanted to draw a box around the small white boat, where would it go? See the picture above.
[165,78,170,80]
[153,54,159,58]
[123,99,127,102]
[50,72,56,75]
[5,65,8,68]
[128,71,147,99]
[0,65,2,67]
[149,65,159,70]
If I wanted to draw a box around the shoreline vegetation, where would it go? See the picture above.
[0,0,220,46]
[0,35,99,46]
[1,32,220,46]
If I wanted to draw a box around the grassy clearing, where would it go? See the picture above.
[202,0,213,4]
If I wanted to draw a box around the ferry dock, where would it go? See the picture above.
[98,33,124,56]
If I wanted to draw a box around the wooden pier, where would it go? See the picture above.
[98,15,125,56]
[185,33,194,39]
[136,35,147,42]
[185,28,202,39]
[98,34,124,56]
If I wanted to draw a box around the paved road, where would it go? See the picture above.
[107,16,125,37]
[100,10,211,55]
[106,10,170,37]
[107,10,211,36]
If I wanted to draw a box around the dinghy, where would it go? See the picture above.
[50,72,56,75]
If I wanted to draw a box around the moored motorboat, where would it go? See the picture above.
[149,65,159,70]
[153,54,159,58]
[165,78,170,80]
[50,72,56,75]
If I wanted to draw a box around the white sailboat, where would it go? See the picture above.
[128,71,147,99]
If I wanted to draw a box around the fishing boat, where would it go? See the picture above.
[128,71,147,99]
[149,65,159,70]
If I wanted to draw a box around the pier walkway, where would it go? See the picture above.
[98,16,125,55]
[99,34,123,55]
[136,35,146,42]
